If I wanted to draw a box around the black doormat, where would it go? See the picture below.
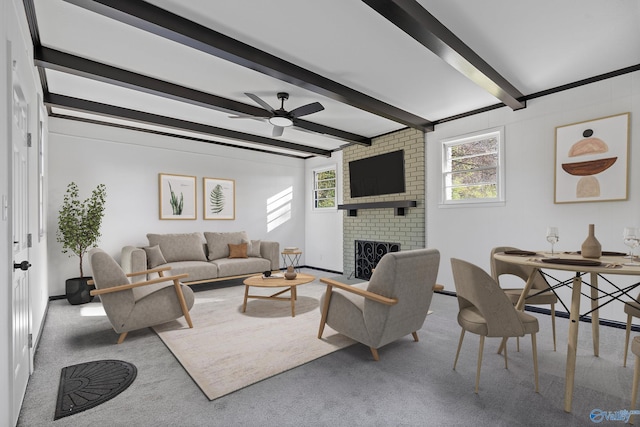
[54,360,137,420]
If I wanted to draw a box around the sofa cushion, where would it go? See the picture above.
[247,240,261,257]
[147,233,206,263]
[160,261,219,283]
[204,231,249,260]
[212,257,271,277]
[143,245,167,269]
[228,243,248,258]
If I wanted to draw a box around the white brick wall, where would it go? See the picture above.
[342,128,425,277]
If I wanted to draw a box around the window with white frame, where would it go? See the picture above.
[313,166,337,209]
[441,127,505,206]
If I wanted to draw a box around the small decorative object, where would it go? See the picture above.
[581,224,602,259]
[284,266,297,280]
[56,182,107,304]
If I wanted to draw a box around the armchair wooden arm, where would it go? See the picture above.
[89,273,189,296]
[126,265,172,278]
[319,277,398,305]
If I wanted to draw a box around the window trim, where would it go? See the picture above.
[440,126,505,207]
[312,165,337,211]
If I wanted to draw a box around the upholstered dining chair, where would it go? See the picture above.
[89,248,195,344]
[491,246,557,351]
[451,258,539,393]
[318,248,440,361]
[623,297,640,367]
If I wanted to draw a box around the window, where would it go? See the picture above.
[313,166,337,209]
[441,127,505,206]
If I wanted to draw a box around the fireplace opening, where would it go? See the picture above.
[355,240,400,280]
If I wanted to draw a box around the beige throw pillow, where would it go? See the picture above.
[228,243,248,258]
[247,240,261,257]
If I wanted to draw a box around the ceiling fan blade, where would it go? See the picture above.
[245,93,275,112]
[272,125,284,137]
[289,102,324,118]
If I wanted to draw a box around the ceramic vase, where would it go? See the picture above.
[284,266,297,280]
[581,224,602,259]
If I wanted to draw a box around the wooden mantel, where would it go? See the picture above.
[338,200,417,216]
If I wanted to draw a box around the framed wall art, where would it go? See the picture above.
[159,173,197,219]
[204,177,235,220]
[554,112,630,204]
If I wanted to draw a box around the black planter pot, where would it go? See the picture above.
[66,277,95,305]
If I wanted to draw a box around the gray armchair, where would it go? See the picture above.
[89,248,195,344]
[318,248,440,361]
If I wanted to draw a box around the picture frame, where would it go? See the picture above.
[159,173,197,219]
[203,177,235,220]
[554,112,630,204]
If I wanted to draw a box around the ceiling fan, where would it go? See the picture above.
[232,92,324,137]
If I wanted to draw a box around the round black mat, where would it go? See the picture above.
[54,359,137,420]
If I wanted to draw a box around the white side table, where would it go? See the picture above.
[281,251,302,272]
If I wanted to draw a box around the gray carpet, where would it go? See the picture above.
[17,269,638,426]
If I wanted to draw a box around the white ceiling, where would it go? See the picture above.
[29,0,640,157]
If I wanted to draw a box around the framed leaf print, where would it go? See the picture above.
[204,177,235,220]
[159,173,197,220]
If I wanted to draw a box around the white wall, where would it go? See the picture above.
[427,71,640,324]
[304,151,343,272]
[47,119,308,296]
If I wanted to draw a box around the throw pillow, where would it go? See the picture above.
[147,233,207,262]
[247,240,261,257]
[228,243,248,258]
[143,245,167,269]
[204,231,249,260]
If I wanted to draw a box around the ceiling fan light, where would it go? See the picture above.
[269,116,293,127]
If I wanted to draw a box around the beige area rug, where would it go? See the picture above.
[153,280,355,400]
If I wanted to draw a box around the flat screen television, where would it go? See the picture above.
[349,150,405,198]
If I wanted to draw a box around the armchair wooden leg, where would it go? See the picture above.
[532,333,539,393]
[475,335,485,394]
[453,329,465,370]
[318,285,333,339]
[173,280,193,328]
[503,337,508,369]
[412,331,419,342]
[370,347,379,361]
[625,314,633,367]
[117,332,128,344]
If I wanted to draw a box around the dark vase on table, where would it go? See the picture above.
[66,277,95,305]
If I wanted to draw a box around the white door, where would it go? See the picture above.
[11,68,31,425]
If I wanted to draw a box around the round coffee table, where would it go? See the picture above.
[242,273,315,317]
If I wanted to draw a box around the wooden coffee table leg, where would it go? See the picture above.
[242,285,249,312]
[291,286,296,317]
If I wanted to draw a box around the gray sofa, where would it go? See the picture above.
[121,232,280,285]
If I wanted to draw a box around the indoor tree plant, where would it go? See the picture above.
[56,182,107,304]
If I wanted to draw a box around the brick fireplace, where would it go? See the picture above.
[342,128,425,278]
[354,240,400,280]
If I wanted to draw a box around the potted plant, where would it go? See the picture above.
[56,182,107,304]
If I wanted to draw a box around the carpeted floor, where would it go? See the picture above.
[16,268,640,426]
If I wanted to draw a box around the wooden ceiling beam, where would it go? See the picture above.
[363,0,526,111]
[62,0,434,132]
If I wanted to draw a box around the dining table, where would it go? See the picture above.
[493,250,640,413]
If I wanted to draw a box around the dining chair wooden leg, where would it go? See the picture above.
[632,352,640,424]
[532,333,539,393]
[503,338,508,369]
[551,302,557,351]
[475,335,485,394]
[412,331,419,342]
[453,329,465,370]
[625,314,633,367]
[370,347,380,361]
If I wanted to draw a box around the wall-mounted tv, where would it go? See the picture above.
[349,150,406,198]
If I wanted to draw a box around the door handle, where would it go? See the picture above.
[13,260,31,271]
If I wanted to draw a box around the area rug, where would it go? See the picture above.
[153,281,355,400]
[54,360,137,420]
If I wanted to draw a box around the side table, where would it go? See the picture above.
[281,250,302,272]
